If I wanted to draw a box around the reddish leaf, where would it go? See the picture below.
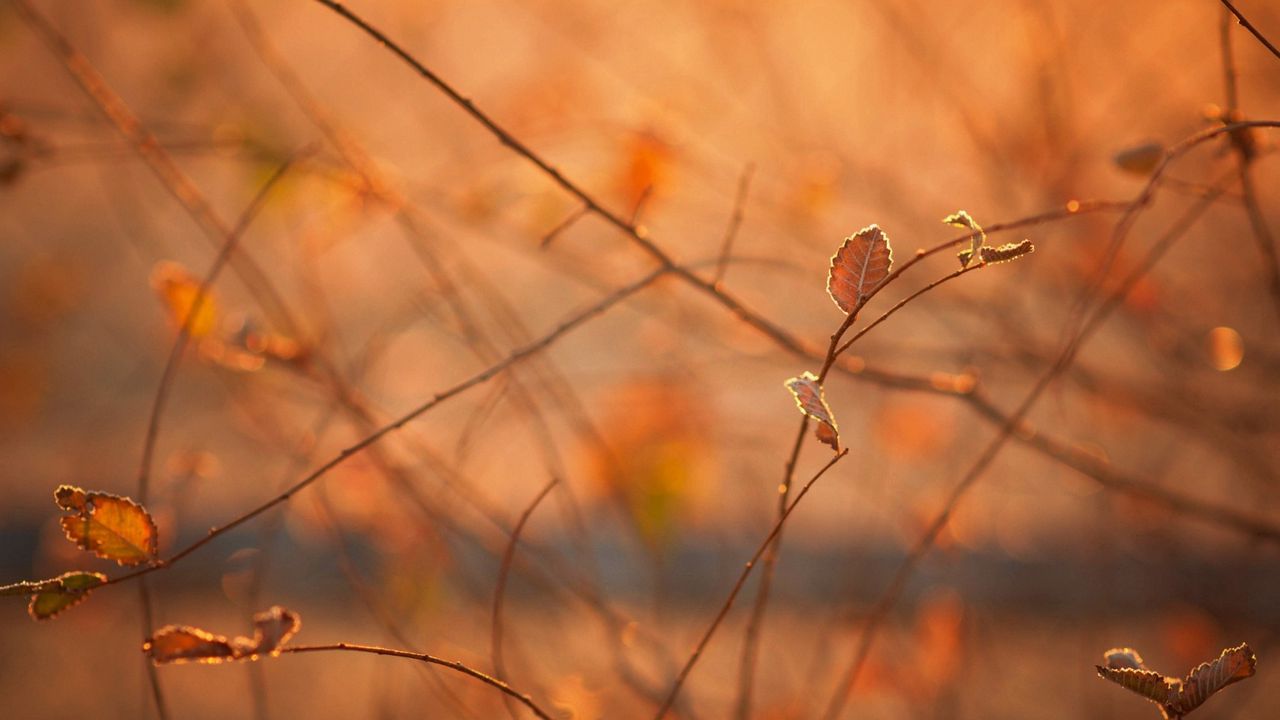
[55,485,157,566]
[150,260,219,339]
[1096,643,1257,718]
[784,372,840,452]
[827,225,893,313]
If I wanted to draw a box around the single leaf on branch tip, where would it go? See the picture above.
[1,570,108,620]
[943,210,985,268]
[1172,643,1256,716]
[54,485,157,566]
[784,372,840,451]
[145,605,302,665]
[827,224,893,313]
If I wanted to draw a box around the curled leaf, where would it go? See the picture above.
[943,210,985,268]
[144,605,302,665]
[55,485,158,566]
[1104,647,1149,671]
[1096,643,1256,718]
[1,570,108,621]
[828,225,893,313]
[784,372,840,451]
[977,240,1035,265]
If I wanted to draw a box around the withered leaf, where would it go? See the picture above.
[828,225,893,313]
[1096,643,1256,718]
[1172,643,1256,716]
[55,485,157,566]
[145,605,302,665]
[943,210,985,268]
[784,372,840,452]
[1,570,107,621]
[978,240,1035,265]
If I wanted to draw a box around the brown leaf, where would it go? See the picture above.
[144,606,302,665]
[784,372,840,451]
[144,626,239,665]
[1096,643,1257,718]
[828,225,893,313]
[1172,643,1256,716]
[1095,665,1179,708]
[54,485,157,566]
[244,605,302,658]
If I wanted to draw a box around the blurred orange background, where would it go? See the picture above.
[1,0,1278,718]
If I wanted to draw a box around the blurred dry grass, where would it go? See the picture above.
[1,0,1278,718]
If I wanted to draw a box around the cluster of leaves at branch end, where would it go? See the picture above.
[2,485,160,622]
[1096,643,1256,718]
[145,605,302,664]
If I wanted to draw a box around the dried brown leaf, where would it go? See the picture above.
[54,485,157,566]
[144,605,302,665]
[784,372,840,452]
[827,225,893,313]
[1096,643,1257,718]
[1113,142,1165,176]
[1172,643,1256,715]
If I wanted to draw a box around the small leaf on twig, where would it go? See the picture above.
[784,372,840,451]
[1,570,108,621]
[1096,643,1256,718]
[827,225,893,313]
[55,485,157,566]
[943,210,984,268]
[145,605,302,665]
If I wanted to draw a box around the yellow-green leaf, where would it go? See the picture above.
[0,571,108,621]
[943,210,985,268]
[55,485,158,565]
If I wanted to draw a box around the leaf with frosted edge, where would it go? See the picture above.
[145,605,302,665]
[827,225,893,313]
[1172,643,1256,715]
[1,571,108,620]
[55,485,157,566]
[943,210,985,268]
[1103,647,1148,671]
[1096,643,1256,718]
[784,372,840,452]
[978,240,1035,265]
